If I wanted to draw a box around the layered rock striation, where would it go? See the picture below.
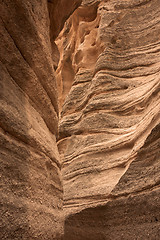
[56,0,160,238]
[0,0,160,239]
[64,123,160,239]
[0,0,81,239]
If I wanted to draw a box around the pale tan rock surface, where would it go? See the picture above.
[0,0,160,239]
[0,0,81,239]
[56,0,160,238]
[64,123,160,239]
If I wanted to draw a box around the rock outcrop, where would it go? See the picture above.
[0,0,81,239]
[56,0,160,238]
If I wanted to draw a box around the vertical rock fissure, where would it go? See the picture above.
[0,1,82,239]
[0,0,160,239]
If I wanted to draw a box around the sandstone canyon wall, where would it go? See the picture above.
[56,0,160,239]
[0,0,81,239]
[0,0,160,239]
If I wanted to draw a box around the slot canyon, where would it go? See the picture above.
[0,0,160,239]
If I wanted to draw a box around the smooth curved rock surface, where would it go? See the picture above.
[56,0,160,238]
[0,0,160,239]
[64,123,160,239]
[0,0,81,239]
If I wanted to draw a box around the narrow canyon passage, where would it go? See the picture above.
[0,0,81,239]
[0,0,160,240]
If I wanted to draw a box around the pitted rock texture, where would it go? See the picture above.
[56,0,160,238]
[0,0,81,239]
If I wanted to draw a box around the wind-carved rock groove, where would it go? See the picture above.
[0,0,160,239]
[0,0,81,239]
[56,0,160,239]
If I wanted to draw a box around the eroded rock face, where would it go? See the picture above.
[0,0,81,239]
[56,0,160,238]
[1,0,160,239]
[64,124,160,239]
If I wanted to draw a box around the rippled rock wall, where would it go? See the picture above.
[0,0,160,239]
[56,0,160,238]
[0,0,81,239]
